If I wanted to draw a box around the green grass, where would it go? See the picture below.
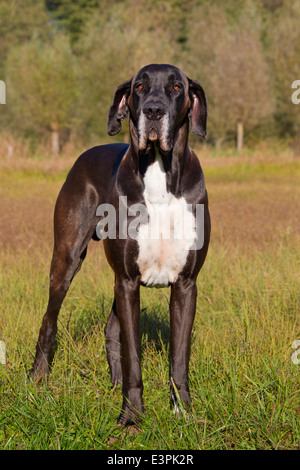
[0,155,300,450]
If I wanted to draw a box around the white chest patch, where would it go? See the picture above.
[137,155,196,287]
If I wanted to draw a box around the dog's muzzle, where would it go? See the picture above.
[138,104,170,152]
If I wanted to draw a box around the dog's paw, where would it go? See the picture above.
[28,362,50,383]
[117,402,144,427]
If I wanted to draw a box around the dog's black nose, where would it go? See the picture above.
[143,103,166,121]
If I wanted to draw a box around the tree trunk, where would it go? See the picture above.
[50,122,60,157]
[237,120,244,152]
[215,137,224,150]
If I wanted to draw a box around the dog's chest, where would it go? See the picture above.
[137,156,196,287]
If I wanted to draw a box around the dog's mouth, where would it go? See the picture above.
[138,114,171,153]
[148,127,159,142]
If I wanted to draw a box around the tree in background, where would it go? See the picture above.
[0,0,51,136]
[0,0,50,75]
[186,2,273,150]
[267,0,300,153]
[45,0,99,43]
[5,34,80,155]
[75,1,175,142]
[0,0,299,154]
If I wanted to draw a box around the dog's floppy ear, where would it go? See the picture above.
[107,78,132,136]
[188,79,207,139]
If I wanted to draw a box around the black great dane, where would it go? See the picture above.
[31,64,211,425]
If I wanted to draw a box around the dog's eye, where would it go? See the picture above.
[137,84,144,91]
[173,85,181,91]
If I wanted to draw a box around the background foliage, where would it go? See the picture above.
[0,0,300,154]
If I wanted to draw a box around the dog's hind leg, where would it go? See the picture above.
[105,297,123,388]
[31,247,87,379]
[31,185,97,380]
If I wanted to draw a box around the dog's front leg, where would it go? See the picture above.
[114,277,144,425]
[169,278,197,412]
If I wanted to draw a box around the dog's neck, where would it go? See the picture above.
[129,118,190,196]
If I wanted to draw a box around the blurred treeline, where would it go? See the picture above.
[0,0,300,156]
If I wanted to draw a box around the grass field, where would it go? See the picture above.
[0,150,300,450]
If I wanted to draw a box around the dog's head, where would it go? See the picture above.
[107,64,207,153]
